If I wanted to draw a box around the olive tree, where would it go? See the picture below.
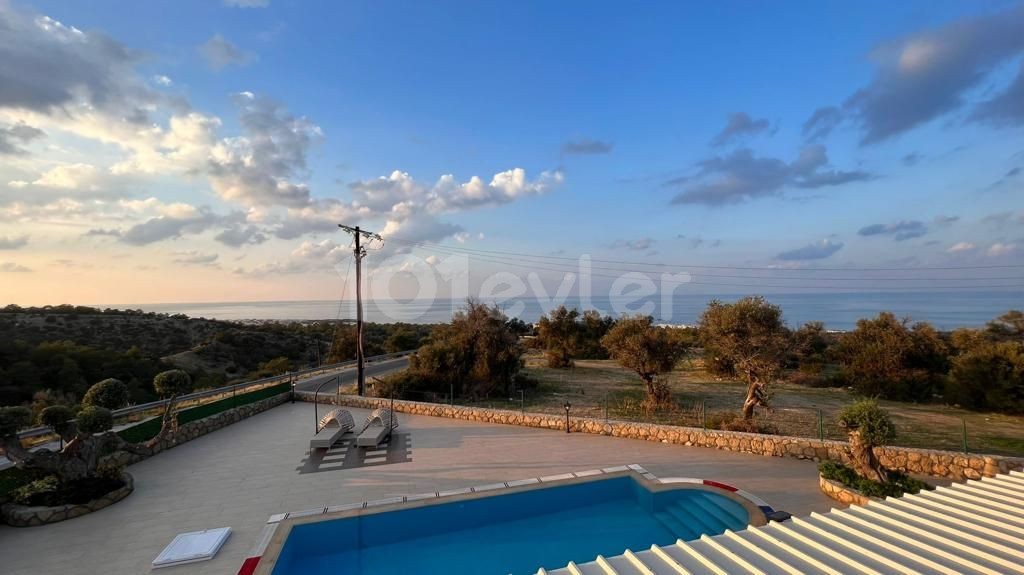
[82,378,129,410]
[537,306,580,368]
[0,370,192,483]
[698,296,790,420]
[837,399,896,483]
[601,315,689,409]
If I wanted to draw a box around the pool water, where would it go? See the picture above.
[272,476,749,574]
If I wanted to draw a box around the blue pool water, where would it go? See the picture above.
[271,476,750,574]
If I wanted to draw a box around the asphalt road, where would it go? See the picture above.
[293,356,410,393]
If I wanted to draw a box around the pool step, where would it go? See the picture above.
[688,493,745,530]
[653,511,699,542]
[663,502,724,536]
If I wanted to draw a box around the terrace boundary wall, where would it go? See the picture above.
[300,392,1024,482]
[103,392,290,468]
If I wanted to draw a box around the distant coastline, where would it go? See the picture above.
[103,290,1024,331]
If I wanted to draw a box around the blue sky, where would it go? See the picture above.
[0,0,1022,305]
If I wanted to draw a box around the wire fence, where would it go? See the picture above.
[379,387,1023,458]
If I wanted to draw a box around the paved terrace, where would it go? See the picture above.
[1,401,841,575]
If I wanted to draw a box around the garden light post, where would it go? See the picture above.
[291,375,296,404]
[564,401,571,434]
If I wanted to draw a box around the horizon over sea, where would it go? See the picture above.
[111,290,1023,331]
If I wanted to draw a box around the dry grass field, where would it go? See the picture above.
[491,352,1024,457]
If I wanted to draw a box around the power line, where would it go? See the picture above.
[398,241,1024,291]
[391,239,1024,282]
[385,235,1024,272]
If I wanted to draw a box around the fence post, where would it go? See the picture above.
[817,409,824,440]
[450,383,454,406]
[962,419,969,454]
[603,393,608,421]
[701,399,707,430]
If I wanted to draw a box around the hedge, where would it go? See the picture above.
[2,381,291,498]
[117,381,291,443]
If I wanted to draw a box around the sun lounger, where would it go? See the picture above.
[355,408,399,448]
[310,409,354,449]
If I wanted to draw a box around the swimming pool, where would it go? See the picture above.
[265,474,755,574]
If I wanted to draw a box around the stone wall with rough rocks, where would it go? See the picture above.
[818,474,873,506]
[302,392,1024,481]
[102,392,290,469]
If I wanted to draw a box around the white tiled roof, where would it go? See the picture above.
[539,470,1024,575]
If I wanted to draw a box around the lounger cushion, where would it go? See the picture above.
[355,424,390,447]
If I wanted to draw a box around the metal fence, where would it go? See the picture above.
[15,350,413,444]
[381,387,1022,458]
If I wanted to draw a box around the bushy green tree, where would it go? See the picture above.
[578,310,616,359]
[75,406,113,435]
[39,405,76,440]
[406,300,523,399]
[82,378,129,410]
[837,399,896,482]
[832,312,948,401]
[698,296,790,419]
[601,315,689,409]
[537,306,580,368]
[947,341,1024,413]
[790,321,830,373]
[153,369,192,398]
[987,310,1024,341]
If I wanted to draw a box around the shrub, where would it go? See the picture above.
[832,312,948,401]
[39,405,75,437]
[75,406,113,435]
[946,341,1024,413]
[819,461,931,498]
[0,405,31,437]
[11,475,60,505]
[707,412,778,434]
[153,369,192,398]
[837,399,895,447]
[11,474,125,506]
[82,378,129,410]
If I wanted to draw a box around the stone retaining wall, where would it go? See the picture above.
[303,392,1024,482]
[1,472,134,527]
[103,392,290,468]
[818,474,873,506]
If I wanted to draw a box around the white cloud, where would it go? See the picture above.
[947,242,976,253]
[987,242,1018,257]
[152,75,172,86]
[32,163,99,189]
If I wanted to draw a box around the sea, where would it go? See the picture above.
[116,291,1022,331]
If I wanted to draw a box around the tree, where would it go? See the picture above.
[325,325,357,363]
[385,327,422,354]
[578,310,615,359]
[698,297,790,419]
[406,300,523,399]
[537,306,580,368]
[790,321,830,373]
[82,378,129,410]
[0,370,190,483]
[837,399,896,483]
[601,315,689,408]
[832,312,948,401]
[987,310,1024,341]
[39,405,75,439]
[947,341,1024,413]
[254,357,291,378]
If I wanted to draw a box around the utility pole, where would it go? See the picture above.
[338,224,382,396]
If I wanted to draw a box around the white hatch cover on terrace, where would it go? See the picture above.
[539,470,1024,575]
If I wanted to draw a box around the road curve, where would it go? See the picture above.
[293,356,410,393]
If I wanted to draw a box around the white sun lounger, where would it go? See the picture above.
[310,409,354,449]
[355,408,399,448]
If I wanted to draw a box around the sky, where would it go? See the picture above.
[0,0,1022,306]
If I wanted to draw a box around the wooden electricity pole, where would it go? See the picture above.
[338,224,382,396]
